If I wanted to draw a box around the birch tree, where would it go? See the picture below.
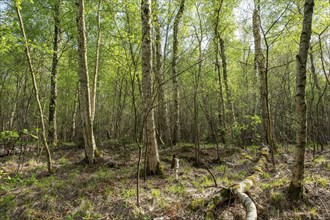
[14,0,53,173]
[171,0,185,145]
[252,3,276,165]
[141,0,161,174]
[288,0,314,199]
[76,0,97,164]
[153,1,171,146]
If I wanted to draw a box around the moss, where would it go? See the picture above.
[262,172,271,179]
[271,191,284,203]
[181,143,194,152]
[94,148,102,159]
[58,157,69,165]
[188,198,205,211]
[242,152,253,160]
[205,211,215,220]
[212,195,221,206]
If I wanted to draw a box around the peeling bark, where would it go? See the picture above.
[289,0,314,199]
[141,0,161,175]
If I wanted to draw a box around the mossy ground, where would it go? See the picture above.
[0,143,329,219]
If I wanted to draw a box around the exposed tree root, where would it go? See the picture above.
[190,147,270,220]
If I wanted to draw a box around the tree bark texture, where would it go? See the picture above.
[289,0,314,199]
[141,0,161,175]
[76,0,96,164]
[171,0,185,145]
[252,8,276,164]
[309,46,325,146]
[219,38,235,123]
[213,0,225,143]
[154,7,171,146]
[15,2,53,173]
[91,0,102,122]
[48,0,60,145]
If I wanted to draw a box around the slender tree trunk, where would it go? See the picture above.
[219,38,235,123]
[154,5,171,146]
[252,7,276,165]
[125,7,142,98]
[172,0,185,145]
[193,4,203,165]
[213,0,225,144]
[317,33,329,150]
[141,0,161,175]
[48,0,60,145]
[91,0,102,122]
[309,47,324,146]
[15,2,53,173]
[9,75,22,130]
[71,83,79,140]
[288,0,314,199]
[76,0,96,164]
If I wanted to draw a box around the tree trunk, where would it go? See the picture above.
[15,2,53,174]
[193,4,203,165]
[219,38,235,123]
[76,0,96,164]
[213,0,225,144]
[289,0,314,199]
[141,0,161,175]
[171,0,185,145]
[309,46,325,146]
[91,0,102,122]
[48,0,60,145]
[71,83,79,140]
[154,4,171,146]
[252,7,276,165]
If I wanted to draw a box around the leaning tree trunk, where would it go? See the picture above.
[141,0,161,175]
[252,7,276,165]
[171,0,185,146]
[288,0,314,199]
[76,0,96,164]
[15,2,53,174]
[48,0,60,145]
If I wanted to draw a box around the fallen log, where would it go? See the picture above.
[190,146,270,220]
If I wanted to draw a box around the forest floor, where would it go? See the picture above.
[0,141,329,219]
